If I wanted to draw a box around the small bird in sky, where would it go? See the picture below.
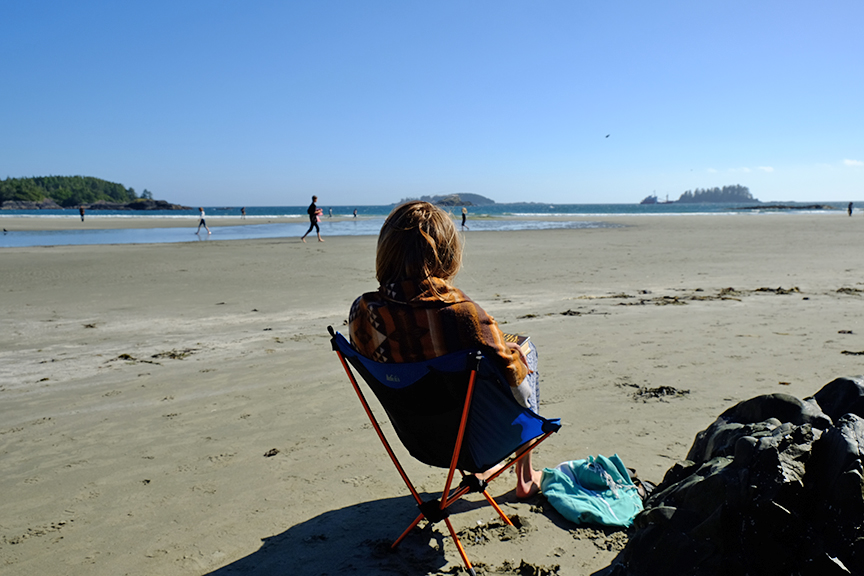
[605,134,610,138]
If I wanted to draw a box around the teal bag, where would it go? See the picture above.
[540,454,643,527]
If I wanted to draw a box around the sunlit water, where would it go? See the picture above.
[0,201,848,247]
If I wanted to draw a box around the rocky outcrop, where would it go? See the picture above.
[601,377,864,576]
[125,199,190,210]
[84,199,191,210]
[1,199,190,210]
[1,199,63,209]
[433,194,474,207]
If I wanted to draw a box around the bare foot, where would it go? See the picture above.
[516,469,543,500]
[301,237,306,243]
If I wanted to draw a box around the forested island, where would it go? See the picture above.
[0,176,189,210]
[397,193,496,206]
[641,185,757,205]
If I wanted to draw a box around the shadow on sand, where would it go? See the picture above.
[204,494,483,575]
[204,488,594,575]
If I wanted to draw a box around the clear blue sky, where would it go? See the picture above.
[3,0,862,206]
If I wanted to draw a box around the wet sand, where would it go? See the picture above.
[2,213,862,575]
[0,215,305,231]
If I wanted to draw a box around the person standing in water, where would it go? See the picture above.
[240,207,246,219]
[301,195,324,242]
[196,207,211,235]
[461,207,469,230]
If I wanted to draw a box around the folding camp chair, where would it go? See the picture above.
[328,326,561,575]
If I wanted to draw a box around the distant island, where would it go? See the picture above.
[0,176,189,210]
[396,193,496,207]
[641,185,757,205]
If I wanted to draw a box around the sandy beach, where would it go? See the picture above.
[2,213,863,575]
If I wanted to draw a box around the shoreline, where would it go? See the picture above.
[0,215,313,231]
[0,209,852,233]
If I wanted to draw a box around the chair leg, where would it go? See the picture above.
[392,512,425,549]
[481,490,514,526]
[443,517,477,576]
[393,511,477,576]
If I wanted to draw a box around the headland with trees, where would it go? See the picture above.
[0,176,188,210]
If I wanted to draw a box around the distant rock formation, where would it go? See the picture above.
[84,199,191,210]
[1,198,190,210]
[601,377,864,576]
[397,193,496,207]
[433,194,474,206]
[1,199,63,209]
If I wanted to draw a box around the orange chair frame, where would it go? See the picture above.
[332,335,557,575]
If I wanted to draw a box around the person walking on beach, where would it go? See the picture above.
[848,202,853,217]
[301,195,324,242]
[353,208,358,218]
[241,207,246,219]
[196,207,211,235]
[79,206,85,221]
[461,207,469,230]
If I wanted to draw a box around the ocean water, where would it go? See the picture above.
[0,201,850,248]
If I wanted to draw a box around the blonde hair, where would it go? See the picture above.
[376,201,462,286]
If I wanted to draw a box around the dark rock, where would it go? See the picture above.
[1,198,63,209]
[808,377,864,422]
[85,199,191,210]
[1,199,190,210]
[84,201,130,210]
[685,393,830,466]
[600,378,864,576]
[125,199,191,210]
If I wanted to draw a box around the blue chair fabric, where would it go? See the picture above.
[331,331,560,473]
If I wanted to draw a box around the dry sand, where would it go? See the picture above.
[2,213,863,575]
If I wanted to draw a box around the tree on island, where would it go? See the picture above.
[0,176,139,207]
[0,176,190,210]
[642,185,757,205]
[676,184,756,203]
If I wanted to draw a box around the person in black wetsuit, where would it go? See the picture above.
[301,195,324,242]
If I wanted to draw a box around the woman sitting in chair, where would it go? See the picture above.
[349,201,543,498]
